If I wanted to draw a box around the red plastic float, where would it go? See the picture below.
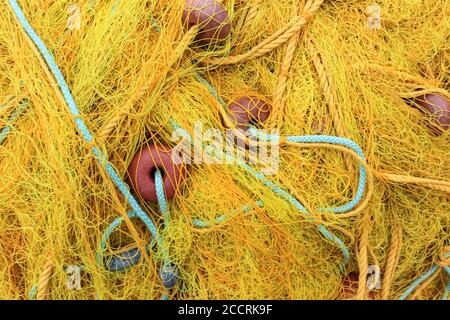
[128,145,186,203]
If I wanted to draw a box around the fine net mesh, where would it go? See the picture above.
[0,0,449,300]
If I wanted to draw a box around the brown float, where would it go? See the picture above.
[128,145,186,203]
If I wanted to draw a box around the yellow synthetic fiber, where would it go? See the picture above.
[0,0,449,300]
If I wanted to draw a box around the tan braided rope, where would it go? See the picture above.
[377,172,450,194]
[271,2,311,128]
[272,36,299,128]
[381,224,403,300]
[206,0,324,66]
[305,37,355,174]
[36,260,53,300]
[355,212,371,300]
[230,1,261,50]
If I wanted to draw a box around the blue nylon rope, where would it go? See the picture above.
[192,200,264,228]
[399,264,440,300]
[155,170,169,229]
[154,169,172,264]
[249,128,367,214]
[442,264,450,301]
[97,169,174,301]
[98,170,173,271]
[399,253,450,300]
[0,98,29,145]
[161,294,170,300]
[169,119,353,268]
[190,74,367,265]
[8,0,173,297]
[28,285,38,300]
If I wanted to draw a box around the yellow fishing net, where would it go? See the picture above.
[0,0,449,300]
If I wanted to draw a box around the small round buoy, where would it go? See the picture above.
[182,0,232,43]
[340,272,376,300]
[226,96,271,131]
[127,145,186,203]
[159,263,179,289]
[409,93,450,136]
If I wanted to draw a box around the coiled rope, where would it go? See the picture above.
[170,119,372,269]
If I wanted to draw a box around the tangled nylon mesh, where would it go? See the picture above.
[0,0,449,300]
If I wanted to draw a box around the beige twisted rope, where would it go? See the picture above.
[230,1,261,49]
[206,0,324,66]
[355,212,371,300]
[377,172,450,194]
[36,260,53,300]
[272,1,314,128]
[272,36,299,128]
[306,36,355,174]
[381,224,403,300]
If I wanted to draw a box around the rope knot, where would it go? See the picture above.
[301,11,314,22]
[279,67,290,78]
